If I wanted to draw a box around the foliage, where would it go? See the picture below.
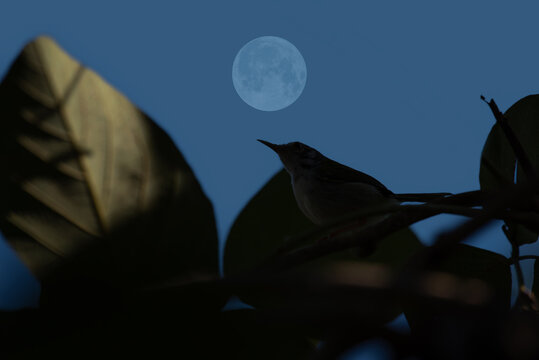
[1,36,539,359]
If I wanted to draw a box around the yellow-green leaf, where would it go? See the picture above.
[0,36,218,286]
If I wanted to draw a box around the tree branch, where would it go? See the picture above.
[267,208,442,272]
[274,190,485,256]
[395,178,539,289]
[273,190,539,261]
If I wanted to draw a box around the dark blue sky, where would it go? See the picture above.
[1,1,539,309]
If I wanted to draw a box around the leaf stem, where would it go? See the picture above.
[503,224,525,289]
[513,255,539,263]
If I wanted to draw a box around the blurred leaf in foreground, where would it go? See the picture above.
[404,244,511,358]
[0,36,218,290]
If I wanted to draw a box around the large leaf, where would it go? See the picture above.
[432,244,511,305]
[404,244,511,337]
[224,169,316,276]
[0,36,218,288]
[479,95,539,244]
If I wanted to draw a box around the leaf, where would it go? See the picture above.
[404,244,511,335]
[361,227,423,267]
[479,95,539,244]
[0,36,218,288]
[433,244,511,303]
[224,169,317,276]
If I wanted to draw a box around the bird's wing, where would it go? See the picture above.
[315,158,394,197]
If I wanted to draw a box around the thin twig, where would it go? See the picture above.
[503,224,525,289]
[396,178,539,288]
[400,204,539,231]
[274,193,539,259]
[501,223,538,311]
[265,209,443,273]
[513,255,539,263]
[274,190,485,256]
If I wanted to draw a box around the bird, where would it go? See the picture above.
[258,140,450,226]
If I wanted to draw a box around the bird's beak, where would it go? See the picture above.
[257,139,282,154]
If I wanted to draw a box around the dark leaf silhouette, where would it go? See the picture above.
[480,95,539,244]
[224,169,317,276]
[404,244,511,349]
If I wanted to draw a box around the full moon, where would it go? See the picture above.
[232,36,307,111]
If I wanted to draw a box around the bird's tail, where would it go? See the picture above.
[394,192,452,202]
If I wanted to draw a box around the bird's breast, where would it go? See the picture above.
[291,176,320,224]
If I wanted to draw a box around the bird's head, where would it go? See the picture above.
[257,139,324,177]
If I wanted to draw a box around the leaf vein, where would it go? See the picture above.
[32,42,108,236]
